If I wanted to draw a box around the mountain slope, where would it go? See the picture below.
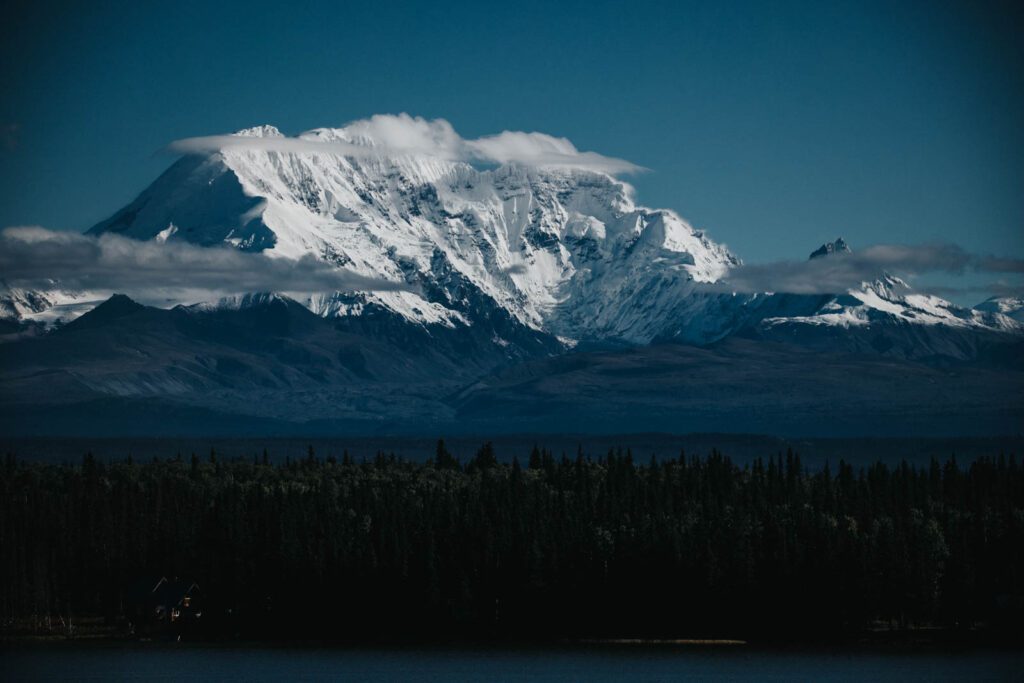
[0,292,559,432]
[3,295,1019,436]
[451,337,1024,436]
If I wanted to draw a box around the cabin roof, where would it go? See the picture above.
[127,576,200,607]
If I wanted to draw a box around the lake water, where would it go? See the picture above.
[3,646,1021,682]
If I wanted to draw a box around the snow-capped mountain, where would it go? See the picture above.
[9,118,1020,358]
[761,275,1017,332]
[0,280,101,327]
[734,241,1022,359]
[0,282,51,320]
[87,122,737,345]
[974,296,1024,323]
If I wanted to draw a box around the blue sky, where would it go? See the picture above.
[0,0,1020,301]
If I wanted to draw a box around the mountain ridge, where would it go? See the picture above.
[76,122,1020,350]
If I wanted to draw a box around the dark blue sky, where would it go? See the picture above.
[1,0,1021,287]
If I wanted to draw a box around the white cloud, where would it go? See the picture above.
[168,113,644,175]
[339,114,464,157]
[0,226,408,303]
[704,243,1024,295]
[467,131,642,174]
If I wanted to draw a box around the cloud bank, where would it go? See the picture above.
[709,243,1024,296]
[4,226,1020,306]
[168,114,643,175]
[0,227,407,303]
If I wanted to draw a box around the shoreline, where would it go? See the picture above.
[4,628,1021,653]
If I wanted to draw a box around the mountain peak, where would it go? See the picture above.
[184,292,289,313]
[809,237,851,260]
[974,296,1024,322]
[57,293,145,332]
[91,293,144,315]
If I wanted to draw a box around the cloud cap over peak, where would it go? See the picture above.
[168,113,644,175]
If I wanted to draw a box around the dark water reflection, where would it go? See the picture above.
[4,645,1021,682]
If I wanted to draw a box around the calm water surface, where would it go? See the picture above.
[3,646,1021,681]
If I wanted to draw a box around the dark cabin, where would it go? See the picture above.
[126,576,203,635]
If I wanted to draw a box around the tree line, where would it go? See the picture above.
[1,442,1022,641]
